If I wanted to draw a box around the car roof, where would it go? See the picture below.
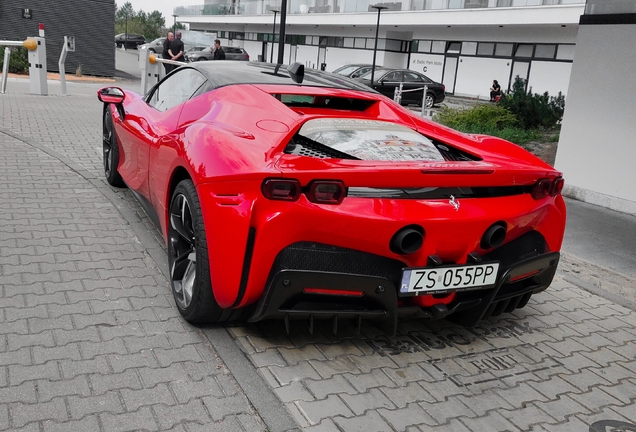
[191,62,376,93]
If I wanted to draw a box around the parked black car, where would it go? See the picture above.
[332,64,374,79]
[185,46,250,62]
[115,33,147,49]
[357,68,445,108]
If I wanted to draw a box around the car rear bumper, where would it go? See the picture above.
[248,247,560,334]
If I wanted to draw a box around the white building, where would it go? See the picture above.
[176,0,585,99]
[555,0,636,214]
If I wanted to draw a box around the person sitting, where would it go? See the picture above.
[490,80,501,102]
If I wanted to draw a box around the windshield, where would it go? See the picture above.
[297,119,444,161]
[333,65,359,76]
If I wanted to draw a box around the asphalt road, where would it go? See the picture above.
[115,47,142,79]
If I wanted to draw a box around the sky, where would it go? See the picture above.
[123,0,181,26]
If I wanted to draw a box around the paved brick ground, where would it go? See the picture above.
[2,80,636,432]
[0,88,270,431]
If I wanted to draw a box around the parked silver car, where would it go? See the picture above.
[185,46,250,62]
[139,37,166,53]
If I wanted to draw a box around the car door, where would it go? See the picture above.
[146,68,208,209]
[116,68,205,201]
[375,71,402,99]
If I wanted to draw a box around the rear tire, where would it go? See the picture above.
[425,93,435,108]
[102,107,126,187]
[168,180,225,323]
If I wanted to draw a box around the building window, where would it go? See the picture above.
[344,37,354,48]
[495,43,513,57]
[461,42,477,55]
[556,44,575,60]
[354,38,366,48]
[534,44,556,59]
[515,44,533,57]
[417,40,432,53]
[431,40,445,53]
[446,42,461,54]
[385,39,402,51]
[477,42,495,56]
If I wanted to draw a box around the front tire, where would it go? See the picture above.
[102,107,126,187]
[168,180,224,323]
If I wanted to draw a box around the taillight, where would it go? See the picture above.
[531,177,565,200]
[550,176,565,196]
[307,180,346,204]
[261,179,301,201]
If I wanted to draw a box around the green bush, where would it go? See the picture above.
[0,47,29,74]
[498,76,565,129]
[434,104,519,131]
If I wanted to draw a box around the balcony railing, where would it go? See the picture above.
[175,0,584,16]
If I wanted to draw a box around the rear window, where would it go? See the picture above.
[296,118,444,161]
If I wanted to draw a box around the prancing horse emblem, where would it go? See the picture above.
[449,195,460,211]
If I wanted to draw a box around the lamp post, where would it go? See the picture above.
[124,13,128,49]
[270,8,279,63]
[370,4,387,87]
[172,14,178,35]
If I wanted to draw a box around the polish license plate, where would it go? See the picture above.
[399,262,500,295]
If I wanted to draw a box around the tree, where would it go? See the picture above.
[115,2,165,40]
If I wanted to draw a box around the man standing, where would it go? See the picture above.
[162,32,175,74]
[213,39,225,60]
[169,31,185,69]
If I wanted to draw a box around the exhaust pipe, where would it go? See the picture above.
[390,225,424,255]
[481,222,507,250]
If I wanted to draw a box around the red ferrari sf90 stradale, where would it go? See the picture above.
[98,62,566,334]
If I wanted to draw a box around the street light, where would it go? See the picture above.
[172,14,178,35]
[270,8,279,63]
[370,4,388,87]
[125,13,128,49]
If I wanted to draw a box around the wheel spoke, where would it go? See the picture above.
[170,213,194,245]
[171,248,193,280]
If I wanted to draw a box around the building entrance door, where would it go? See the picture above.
[443,56,458,94]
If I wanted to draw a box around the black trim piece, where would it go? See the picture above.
[128,188,162,231]
[347,185,531,199]
[232,227,257,307]
[580,13,636,25]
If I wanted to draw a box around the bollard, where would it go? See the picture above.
[1,47,10,94]
[421,84,429,117]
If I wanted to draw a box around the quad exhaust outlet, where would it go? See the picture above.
[390,225,424,255]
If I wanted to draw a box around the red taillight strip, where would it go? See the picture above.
[509,269,541,283]
[303,288,365,297]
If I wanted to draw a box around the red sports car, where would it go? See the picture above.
[98,62,566,334]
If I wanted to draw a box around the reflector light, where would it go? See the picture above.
[303,288,365,297]
[261,178,301,201]
[531,178,552,200]
[307,180,345,204]
[550,176,565,196]
[509,269,541,283]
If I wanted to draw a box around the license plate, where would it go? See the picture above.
[400,262,500,295]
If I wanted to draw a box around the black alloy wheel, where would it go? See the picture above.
[102,107,126,187]
[168,180,224,323]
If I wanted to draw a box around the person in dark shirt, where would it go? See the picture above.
[212,39,225,60]
[169,31,185,69]
[490,80,501,102]
[162,32,174,74]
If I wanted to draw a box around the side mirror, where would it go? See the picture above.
[97,87,125,104]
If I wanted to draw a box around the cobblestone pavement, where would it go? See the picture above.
[1,81,636,431]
